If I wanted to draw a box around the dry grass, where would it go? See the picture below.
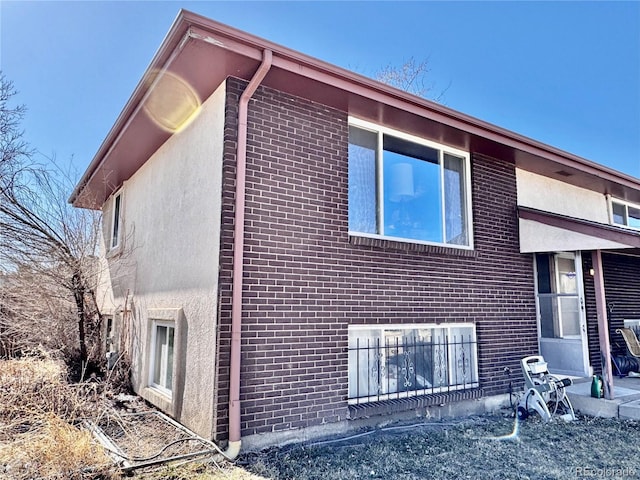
[0,355,117,479]
[0,353,98,424]
[0,355,261,479]
[136,461,268,480]
[241,414,640,480]
[1,414,114,479]
[3,356,640,480]
[124,413,640,480]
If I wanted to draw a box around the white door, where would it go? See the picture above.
[535,252,591,377]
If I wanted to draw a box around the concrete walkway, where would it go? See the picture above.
[565,376,640,419]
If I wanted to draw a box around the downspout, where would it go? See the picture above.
[224,49,273,460]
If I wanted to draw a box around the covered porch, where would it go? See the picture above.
[518,206,640,401]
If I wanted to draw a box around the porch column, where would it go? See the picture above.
[591,250,614,400]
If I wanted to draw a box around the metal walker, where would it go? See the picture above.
[517,355,576,422]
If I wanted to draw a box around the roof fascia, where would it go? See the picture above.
[70,9,640,206]
[170,13,640,191]
[269,56,640,192]
[518,206,640,248]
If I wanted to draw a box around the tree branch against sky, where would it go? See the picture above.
[374,57,451,103]
[2,2,637,178]
[0,73,103,367]
[0,74,32,183]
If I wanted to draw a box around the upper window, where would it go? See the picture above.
[348,118,472,248]
[150,321,174,396]
[611,199,640,230]
[110,191,122,250]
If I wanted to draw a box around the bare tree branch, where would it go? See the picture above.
[374,56,450,103]
[0,72,103,369]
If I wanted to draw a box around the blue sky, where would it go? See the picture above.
[1,1,639,178]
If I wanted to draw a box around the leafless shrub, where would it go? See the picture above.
[0,267,78,358]
[0,356,118,479]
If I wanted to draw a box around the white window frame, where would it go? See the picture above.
[105,315,116,354]
[609,197,640,230]
[347,323,479,405]
[149,320,175,398]
[110,190,123,250]
[348,117,474,250]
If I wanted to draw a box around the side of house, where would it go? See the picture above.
[73,10,640,449]
[96,83,227,438]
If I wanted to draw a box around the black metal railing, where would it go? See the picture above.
[348,334,478,404]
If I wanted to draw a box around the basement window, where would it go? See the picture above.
[347,324,478,404]
[149,321,174,397]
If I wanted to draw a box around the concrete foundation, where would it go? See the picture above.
[241,394,511,452]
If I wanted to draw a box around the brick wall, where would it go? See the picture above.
[214,77,538,440]
[583,252,640,370]
[581,254,601,373]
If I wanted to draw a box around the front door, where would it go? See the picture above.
[535,251,591,377]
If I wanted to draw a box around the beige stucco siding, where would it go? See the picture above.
[516,169,609,223]
[518,219,629,253]
[97,81,226,438]
[516,169,618,252]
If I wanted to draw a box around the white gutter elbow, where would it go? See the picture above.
[221,440,242,461]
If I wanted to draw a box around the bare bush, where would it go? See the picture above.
[0,267,78,358]
[0,355,118,479]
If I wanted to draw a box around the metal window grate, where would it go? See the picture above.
[348,333,478,404]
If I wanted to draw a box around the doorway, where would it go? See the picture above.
[535,252,591,377]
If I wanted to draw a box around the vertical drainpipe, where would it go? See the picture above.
[224,49,273,460]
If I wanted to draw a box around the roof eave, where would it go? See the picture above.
[70,9,640,209]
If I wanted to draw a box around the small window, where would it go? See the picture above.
[104,314,120,370]
[110,192,122,249]
[348,324,478,404]
[611,199,640,230]
[150,321,174,395]
[105,316,115,354]
[348,118,472,248]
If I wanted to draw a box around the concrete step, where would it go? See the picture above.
[566,382,640,418]
[620,400,640,420]
[567,392,620,418]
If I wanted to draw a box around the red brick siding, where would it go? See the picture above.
[214,77,537,440]
[582,254,601,373]
[583,252,640,372]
